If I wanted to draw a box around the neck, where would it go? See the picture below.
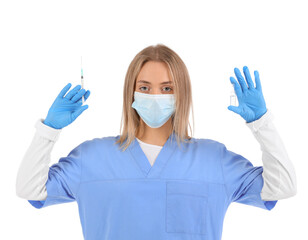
[136,118,173,146]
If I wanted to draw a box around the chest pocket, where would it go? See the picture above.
[166,181,208,235]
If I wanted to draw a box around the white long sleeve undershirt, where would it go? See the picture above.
[15,109,297,201]
[245,110,297,200]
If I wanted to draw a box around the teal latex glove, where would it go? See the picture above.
[44,83,91,129]
[227,66,267,123]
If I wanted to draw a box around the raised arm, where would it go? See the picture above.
[227,66,297,200]
[16,83,90,202]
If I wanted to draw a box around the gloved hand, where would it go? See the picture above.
[227,66,267,123]
[43,83,91,129]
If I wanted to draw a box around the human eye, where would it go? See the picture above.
[163,86,173,92]
[139,86,149,91]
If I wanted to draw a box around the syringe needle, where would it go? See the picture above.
[81,56,84,104]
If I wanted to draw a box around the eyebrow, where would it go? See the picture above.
[137,80,173,85]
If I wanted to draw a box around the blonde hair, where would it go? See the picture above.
[115,43,195,151]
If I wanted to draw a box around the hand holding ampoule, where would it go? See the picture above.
[227,66,267,123]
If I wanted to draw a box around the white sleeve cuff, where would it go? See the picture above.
[245,109,274,132]
[34,118,62,142]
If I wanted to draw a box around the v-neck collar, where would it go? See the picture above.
[128,132,178,178]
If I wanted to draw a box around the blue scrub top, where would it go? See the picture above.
[28,132,278,240]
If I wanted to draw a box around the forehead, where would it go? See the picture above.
[136,61,173,84]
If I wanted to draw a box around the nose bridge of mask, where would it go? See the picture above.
[134,91,175,106]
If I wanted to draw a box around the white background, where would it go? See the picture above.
[1,0,307,239]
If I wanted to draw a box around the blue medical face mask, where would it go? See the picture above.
[131,91,176,128]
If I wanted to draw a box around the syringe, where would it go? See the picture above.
[81,56,84,104]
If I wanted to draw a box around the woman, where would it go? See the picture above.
[16,44,297,240]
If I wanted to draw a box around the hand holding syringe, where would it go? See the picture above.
[43,81,91,129]
[41,56,91,129]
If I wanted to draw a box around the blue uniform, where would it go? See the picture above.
[28,132,278,240]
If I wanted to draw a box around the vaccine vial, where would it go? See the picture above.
[230,84,238,106]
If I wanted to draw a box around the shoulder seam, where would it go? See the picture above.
[76,142,83,198]
[219,144,231,200]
